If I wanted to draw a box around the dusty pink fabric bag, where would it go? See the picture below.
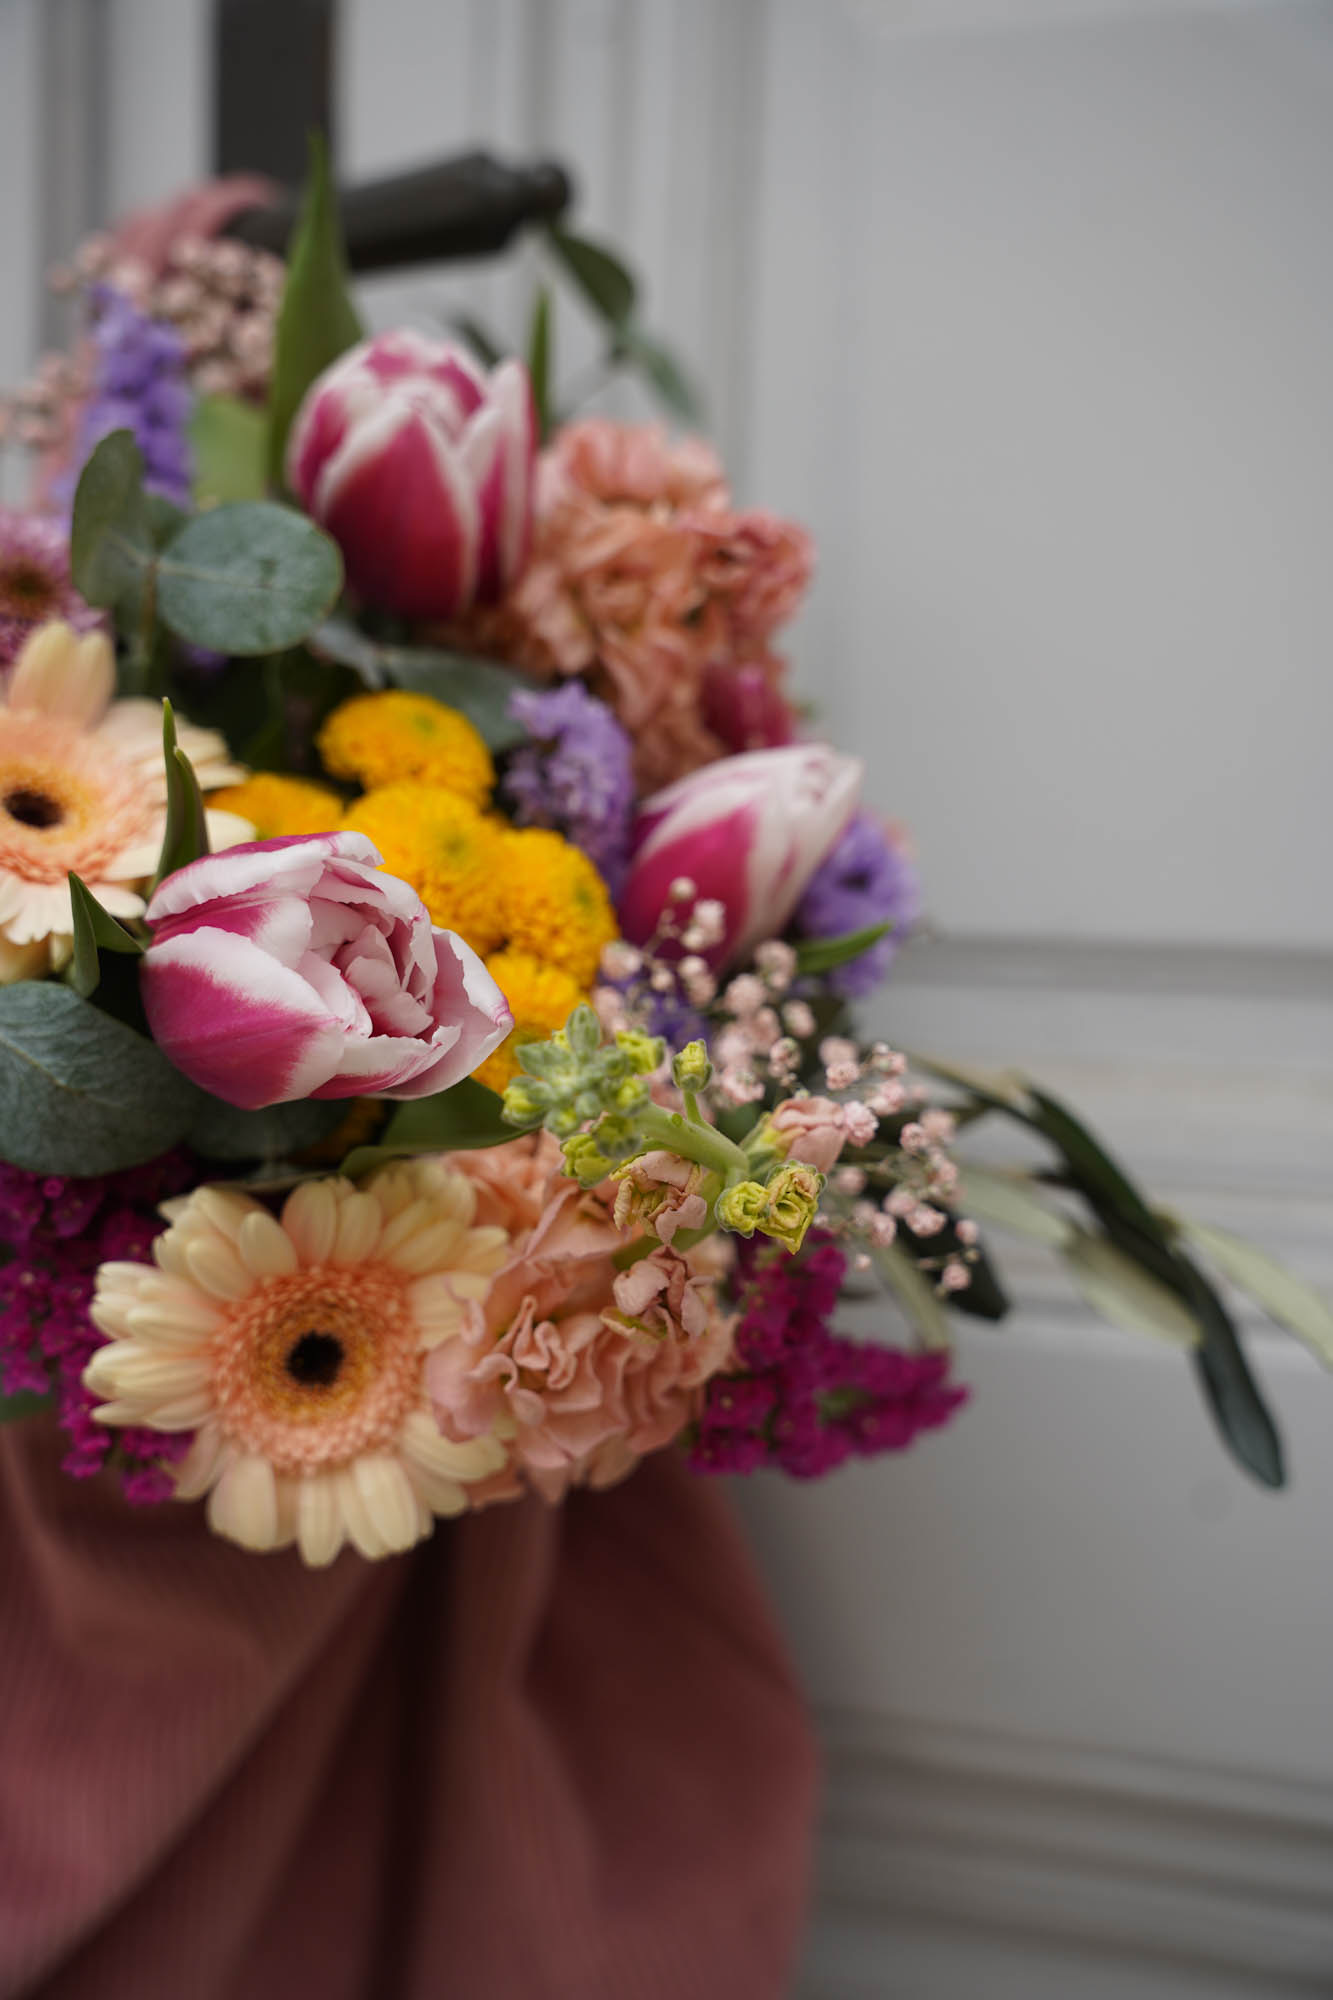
[0,1417,817,1999]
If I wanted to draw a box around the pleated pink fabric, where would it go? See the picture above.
[0,1416,817,2000]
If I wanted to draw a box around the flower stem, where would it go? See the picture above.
[637,1103,747,1179]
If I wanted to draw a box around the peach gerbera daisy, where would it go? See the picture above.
[0,619,249,964]
[85,1160,513,1564]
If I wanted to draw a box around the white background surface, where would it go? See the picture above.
[3,2,1332,1991]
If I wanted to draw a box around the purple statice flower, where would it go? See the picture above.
[57,285,193,511]
[689,1229,967,1478]
[0,1151,196,1502]
[794,810,921,998]
[0,507,101,667]
[502,680,635,893]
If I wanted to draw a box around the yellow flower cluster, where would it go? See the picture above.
[212,772,344,840]
[326,689,620,1092]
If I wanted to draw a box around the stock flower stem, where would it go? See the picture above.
[637,1104,747,1179]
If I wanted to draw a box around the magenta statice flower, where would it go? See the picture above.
[502,680,635,892]
[0,508,100,666]
[690,1229,967,1477]
[794,810,921,998]
[0,1151,196,1501]
[58,285,193,510]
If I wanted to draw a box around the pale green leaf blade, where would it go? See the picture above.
[957,1163,1074,1249]
[1174,1214,1333,1368]
[1063,1231,1201,1348]
[875,1241,953,1350]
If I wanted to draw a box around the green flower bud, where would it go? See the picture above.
[502,1076,552,1127]
[715,1179,770,1237]
[760,1162,825,1255]
[616,1028,666,1076]
[671,1040,714,1091]
[562,1132,615,1185]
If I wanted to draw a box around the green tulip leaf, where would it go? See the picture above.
[267,131,364,488]
[340,1077,512,1178]
[153,700,211,888]
[67,870,144,1001]
[546,226,637,326]
[188,1094,347,1164]
[310,618,530,750]
[190,393,269,505]
[793,922,892,978]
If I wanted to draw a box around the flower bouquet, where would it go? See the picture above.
[0,142,1327,1578]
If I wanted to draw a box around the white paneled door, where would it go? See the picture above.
[33,3,1333,1991]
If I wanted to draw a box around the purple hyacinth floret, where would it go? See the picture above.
[794,810,921,998]
[502,681,635,893]
[0,1152,196,1503]
[57,285,193,510]
[689,1230,967,1479]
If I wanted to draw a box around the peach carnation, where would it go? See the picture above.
[429,1134,735,1502]
[451,418,812,788]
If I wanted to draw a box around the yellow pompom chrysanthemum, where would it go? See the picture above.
[473,949,585,1095]
[318,690,494,807]
[212,773,345,841]
[496,827,618,987]
[342,781,507,953]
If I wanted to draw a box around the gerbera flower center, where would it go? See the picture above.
[211,1265,425,1475]
[2,786,64,829]
[284,1329,345,1389]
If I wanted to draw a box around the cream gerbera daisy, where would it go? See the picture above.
[0,619,250,962]
[85,1160,513,1565]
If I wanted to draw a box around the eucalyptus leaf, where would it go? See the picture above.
[310,619,530,749]
[188,1094,347,1164]
[67,871,143,1001]
[1062,1231,1201,1348]
[874,1241,953,1350]
[958,1163,1074,1250]
[69,429,153,619]
[191,393,268,505]
[154,700,210,887]
[0,982,201,1175]
[1171,1213,1333,1369]
[155,502,343,655]
[267,131,364,487]
[794,922,892,978]
[546,226,637,325]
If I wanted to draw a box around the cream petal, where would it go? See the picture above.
[367,1164,421,1224]
[295,1473,344,1567]
[9,622,113,723]
[459,1226,511,1272]
[374,1196,436,1252]
[331,1190,382,1267]
[203,809,257,852]
[381,1218,466,1276]
[281,1179,340,1268]
[207,1452,279,1550]
[350,1453,423,1553]
[107,837,165,880]
[173,1422,229,1501]
[334,1467,391,1558]
[238,1209,300,1280]
[184,1233,254,1302]
[87,881,146,919]
[125,1300,220,1345]
[192,1187,261,1242]
[402,1460,468,1517]
[442,1269,494,1303]
[400,1407,507,1481]
[88,1348,210,1405]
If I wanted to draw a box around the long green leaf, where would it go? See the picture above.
[1062,1230,1200,1347]
[527,286,552,441]
[958,1163,1074,1249]
[794,922,892,977]
[546,227,637,325]
[267,132,364,487]
[1171,1213,1333,1370]
[190,393,268,505]
[875,1241,953,1350]
[612,324,703,422]
[67,871,143,1000]
[340,1077,512,1178]
[154,701,210,889]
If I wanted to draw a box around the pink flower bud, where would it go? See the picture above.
[141,832,512,1109]
[770,1095,848,1173]
[286,331,536,621]
[619,744,862,970]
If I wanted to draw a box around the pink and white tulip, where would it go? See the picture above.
[141,831,512,1109]
[618,744,862,970]
[286,330,536,621]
